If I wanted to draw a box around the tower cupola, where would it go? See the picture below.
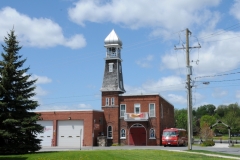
[104,30,122,60]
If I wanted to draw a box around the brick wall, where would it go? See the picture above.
[118,94,174,146]
[36,110,104,146]
[119,95,160,145]
[102,91,121,145]
[159,96,175,145]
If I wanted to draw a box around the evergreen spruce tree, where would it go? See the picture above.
[0,29,44,154]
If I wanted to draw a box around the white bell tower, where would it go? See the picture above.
[101,30,125,93]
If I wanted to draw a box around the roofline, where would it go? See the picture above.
[119,93,159,96]
[34,109,104,113]
[101,89,125,93]
[119,93,174,107]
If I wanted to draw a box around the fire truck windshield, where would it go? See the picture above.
[163,131,177,136]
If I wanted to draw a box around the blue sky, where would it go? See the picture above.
[0,0,240,111]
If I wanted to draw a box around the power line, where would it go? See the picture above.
[41,98,101,106]
[192,22,240,41]
[43,94,100,99]
[196,78,240,83]
[202,34,240,43]
[195,71,240,79]
[194,84,240,89]
[39,80,240,106]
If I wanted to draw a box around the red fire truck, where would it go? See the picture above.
[162,128,188,147]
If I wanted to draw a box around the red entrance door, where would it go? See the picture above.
[129,127,146,146]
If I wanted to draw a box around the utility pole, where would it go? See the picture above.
[175,28,201,150]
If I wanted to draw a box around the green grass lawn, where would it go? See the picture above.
[189,150,240,158]
[0,150,237,160]
[194,135,240,141]
[232,144,240,148]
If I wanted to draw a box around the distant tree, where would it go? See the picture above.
[200,122,214,141]
[215,105,228,118]
[215,103,240,133]
[195,104,216,118]
[0,29,43,154]
[200,115,216,128]
[174,109,187,130]
[223,105,240,133]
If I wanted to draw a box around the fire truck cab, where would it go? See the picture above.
[162,128,188,147]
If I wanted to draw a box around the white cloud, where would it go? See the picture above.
[35,86,48,96]
[236,90,240,99]
[167,94,186,105]
[192,92,204,105]
[193,101,210,109]
[28,75,52,101]
[212,89,228,98]
[31,75,52,84]
[68,0,220,33]
[87,84,96,89]
[161,50,185,71]
[126,76,185,94]
[230,0,240,20]
[142,76,185,92]
[0,7,86,49]
[161,30,240,76]
[36,105,70,111]
[77,103,92,109]
[65,34,86,49]
[136,55,153,68]
[35,103,93,111]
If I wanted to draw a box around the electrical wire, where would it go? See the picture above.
[191,22,240,41]
[39,75,240,107]
[196,78,240,83]
[195,71,240,79]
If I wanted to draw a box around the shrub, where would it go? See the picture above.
[201,140,215,146]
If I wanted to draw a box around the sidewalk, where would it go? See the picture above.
[174,150,240,160]
[211,143,230,148]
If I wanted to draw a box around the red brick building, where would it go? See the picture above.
[102,93,174,146]
[36,30,174,147]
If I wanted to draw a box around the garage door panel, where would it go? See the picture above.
[58,120,83,147]
[36,121,53,147]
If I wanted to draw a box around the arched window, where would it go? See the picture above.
[107,126,113,139]
[149,128,155,139]
[120,129,126,139]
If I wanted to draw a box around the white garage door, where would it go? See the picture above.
[57,120,83,147]
[37,121,53,146]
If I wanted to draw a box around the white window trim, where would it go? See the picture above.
[111,97,114,105]
[149,128,156,139]
[120,80,122,89]
[149,103,156,117]
[134,103,141,114]
[120,128,126,139]
[119,64,122,73]
[120,104,126,117]
[109,63,114,72]
[107,126,113,139]
[106,98,109,106]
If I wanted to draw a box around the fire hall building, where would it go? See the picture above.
[36,30,174,147]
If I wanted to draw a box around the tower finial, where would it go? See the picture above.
[104,29,122,46]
